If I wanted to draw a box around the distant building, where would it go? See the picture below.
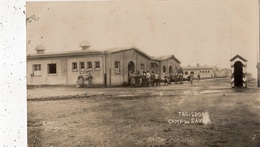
[27,43,181,86]
[182,65,214,79]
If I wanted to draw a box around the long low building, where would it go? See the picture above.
[182,65,215,79]
[27,43,181,87]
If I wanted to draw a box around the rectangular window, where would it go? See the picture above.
[190,71,194,74]
[33,64,41,71]
[87,62,92,70]
[72,62,77,71]
[80,62,85,70]
[163,66,166,73]
[185,71,188,75]
[141,64,145,70]
[48,64,57,74]
[151,63,155,68]
[33,64,41,76]
[115,61,120,73]
[95,61,100,69]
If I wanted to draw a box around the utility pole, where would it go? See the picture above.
[256,0,260,87]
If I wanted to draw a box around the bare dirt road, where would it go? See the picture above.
[28,78,260,147]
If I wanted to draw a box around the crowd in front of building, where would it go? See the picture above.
[128,69,185,87]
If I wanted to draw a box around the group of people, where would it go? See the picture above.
[129,70,200,87]
[129,70,174,87]
[129,70,160,87]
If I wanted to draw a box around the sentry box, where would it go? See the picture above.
[230,55,247,88]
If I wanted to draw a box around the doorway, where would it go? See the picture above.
[169,65,173,74]
[234,61,243,87]
[128,61,135,84]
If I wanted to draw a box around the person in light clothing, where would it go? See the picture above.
[146,70,151,86]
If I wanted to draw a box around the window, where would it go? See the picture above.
[48,64,57,74]
[208,71,210,73]
[33,64,41,76]
[202,71,204,73]
[151,63,155,68]
[163,66,166,73]
[87,62,92,70]
[190,71,194,74]
[141,64,145,70]
[200,71,201,73]
[185,71,188,75]
[95,61,100,69]
[72,62,77,71]
[115,61,120,72]
[80,62,85,70]
[33,64,41,71]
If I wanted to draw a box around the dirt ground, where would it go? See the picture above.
[28,78,260,147]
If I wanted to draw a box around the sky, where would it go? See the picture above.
[26,0,259,77]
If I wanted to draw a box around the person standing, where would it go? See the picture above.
[150,71,155,86]
[197,73,200,80]
[142,71,146,87]
[155,72,160,86]
[164,72,169,85]
[190,74,194,84]
[146,70,151,86]
[130,71,136,87]
[87,71,93,86]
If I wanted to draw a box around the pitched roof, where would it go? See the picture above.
[27,49,104,58]
[106,46,153,60]
[27,46,181,63]
[152,55,181,63]
[230,55,247,62]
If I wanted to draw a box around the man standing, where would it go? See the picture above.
[146,70,151,86]
[150,71,155,86]
[197,73,200,80]
[190,74,194,84]
[155,72,160,86]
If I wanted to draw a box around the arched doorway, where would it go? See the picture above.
[234,61,243,87]
[128,61,135,84]
[169,65,173,74]
[169,65,173,81]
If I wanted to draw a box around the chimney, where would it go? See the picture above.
[35,44,46,54]
[80,41,91,50]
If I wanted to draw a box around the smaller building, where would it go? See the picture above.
[182,65,214,79]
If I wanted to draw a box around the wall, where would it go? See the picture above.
[107,51,125,86]
[107,49,152,86]
[159,58,181,79]
[66,54,104,85]
[27,57,67,85]
[183,68,213,78]
[27,54,104,86]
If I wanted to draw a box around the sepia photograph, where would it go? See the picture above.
[26,0,260,146]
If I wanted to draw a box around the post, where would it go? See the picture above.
[104,73,107,87]
[257,63,260,87]
[109,68,111,87]
[258,0,260,87]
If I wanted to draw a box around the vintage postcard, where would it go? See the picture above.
[26,1,260,146]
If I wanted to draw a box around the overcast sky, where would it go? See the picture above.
[26,0,259,77]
